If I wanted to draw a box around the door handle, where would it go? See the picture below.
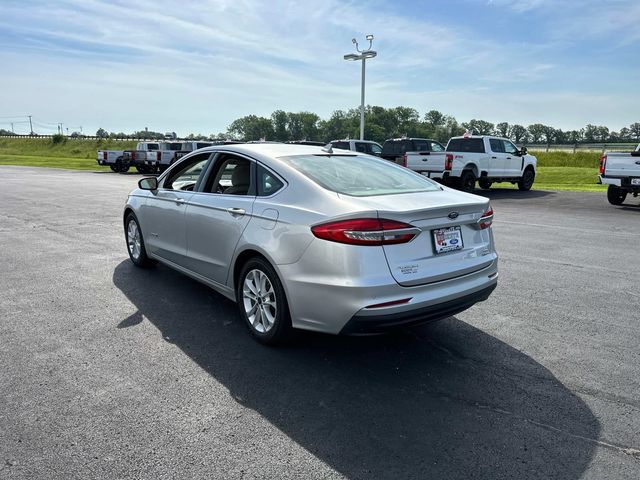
[506,157,511,159]
[227,207,246,217]
[491,156,497,159]
[174,198,186,205]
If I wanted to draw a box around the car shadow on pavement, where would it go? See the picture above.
[113,260,599,479]
[473,188,556,200]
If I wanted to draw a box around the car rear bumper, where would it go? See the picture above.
[278,251,498,335]
[341,282,496,334]
[599,175,621,186]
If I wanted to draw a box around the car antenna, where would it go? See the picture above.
[321,143,333,154]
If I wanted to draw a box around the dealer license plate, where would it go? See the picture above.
[432,226,463,254]
[631,178,640,186]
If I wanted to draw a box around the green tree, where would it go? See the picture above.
[509,124,528,143]
[96,128,109,138]
[227,115,274,140]
[527,124,546,143]
[425,110,445,128]
[541,125,556,144]
[495,122,509,138]
[461,119,494,135]
[628,122,640,141]
[271,110,289,142]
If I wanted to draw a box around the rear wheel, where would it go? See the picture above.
[607,185,627,205]
[478,178,492,190]
[125,213,155,268]
[459,170,476,192]
[518,168,535,191]
[110,164,121,173]
[237,257,292,345]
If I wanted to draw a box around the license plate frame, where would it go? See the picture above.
[432,226,464,254]
[631,178,640,186]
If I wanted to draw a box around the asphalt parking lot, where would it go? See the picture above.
[1,165,639,480]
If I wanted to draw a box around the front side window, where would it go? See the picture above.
[368,143,383,156]
[163,153,211,191]
[430,141,444,152]
[280,154,440,197]
[332,141,350,150]
[354,142,367,153]
[503,140,518,155]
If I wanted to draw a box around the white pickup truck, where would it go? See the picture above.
[598,144,640,205]
[136,142,182,173]
[404,135,537,192]
[97,148,129,173]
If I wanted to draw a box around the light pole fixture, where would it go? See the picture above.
[344,34,377,140]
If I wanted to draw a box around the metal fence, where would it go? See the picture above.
[526,143,638,153]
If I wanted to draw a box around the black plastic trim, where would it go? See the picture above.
[340,283,497,334]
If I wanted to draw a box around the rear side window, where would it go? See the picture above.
[354,142,367,153]
[332,141,350,150]
[280,154,440,197]
[489,139,504,153]
[257,165,284,196]
[446,138,485,153]
[412,140,430,152]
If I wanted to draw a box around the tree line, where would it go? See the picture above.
[6,106,637,145]
[222,107,640,145]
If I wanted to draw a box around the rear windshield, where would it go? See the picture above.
[166,143,182,150]
[279,154,440,197]
[447,138,485,153]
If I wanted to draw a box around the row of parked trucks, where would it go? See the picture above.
[97,141,218,173]
[98,134,538,193]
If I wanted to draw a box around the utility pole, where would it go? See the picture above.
[10,122,14,133]
[28,115,33,135]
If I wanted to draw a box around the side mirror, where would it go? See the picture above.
[138,177,158,190]
[520,146,528,155]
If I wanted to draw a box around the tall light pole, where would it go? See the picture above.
[344,34,377,140]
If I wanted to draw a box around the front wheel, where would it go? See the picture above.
[607,185,627,205]
[110,164,121,173]
[237,257,292,345]
[125,213,155,268]
[518,169,535,191]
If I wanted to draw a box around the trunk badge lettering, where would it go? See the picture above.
[448,212,459,219]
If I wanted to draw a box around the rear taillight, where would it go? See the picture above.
[131,151,136,161]
[157,151,161,161]
[311,218,419,246]
[599,154,607,174]
[103,151,107,160]
[478,206,494,230]
[445,154,453,171]
[402,153,408,167]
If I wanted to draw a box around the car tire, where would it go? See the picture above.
[237,257,292,345]
[478,178,492,190]
[110,164,121,173]
[459,170,476,192]
[136,165,149,174]
[607,185,627,205]
[124,213,156,268]
[518,168,535,191]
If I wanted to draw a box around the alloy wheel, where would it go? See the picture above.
[242,269,277,333]
[127,219,141,260]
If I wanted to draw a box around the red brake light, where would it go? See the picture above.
[402,153,408,167]
[103,151,107,160]
[478,206,494,230]
[131,151,136,161]
[157,151,161,161]
[445,154,453,171]
[311,218,418,246]
[599,154,607,174]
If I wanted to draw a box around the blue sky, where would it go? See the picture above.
[0,0,638,136]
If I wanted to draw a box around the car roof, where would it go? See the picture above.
[196,142,358,159]
[449,135,507,140]
[384,137,437,142]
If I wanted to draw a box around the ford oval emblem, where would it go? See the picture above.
[448,211,459,219]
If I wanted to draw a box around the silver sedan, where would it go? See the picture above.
[124,143,498,344]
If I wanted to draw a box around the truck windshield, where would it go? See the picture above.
[280,154,440,197]
[447,138,485,153]
[167,143,182,150]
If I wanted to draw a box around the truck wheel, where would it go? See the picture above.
[136,165,149,174]
[478,178,492,190]
[518,168,535,191]
[607,185,627,205]
[459,170,476,192]
[110,164,121,173]
[120,164,130,173]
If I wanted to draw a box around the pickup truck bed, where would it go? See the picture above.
[598,145,640,205]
